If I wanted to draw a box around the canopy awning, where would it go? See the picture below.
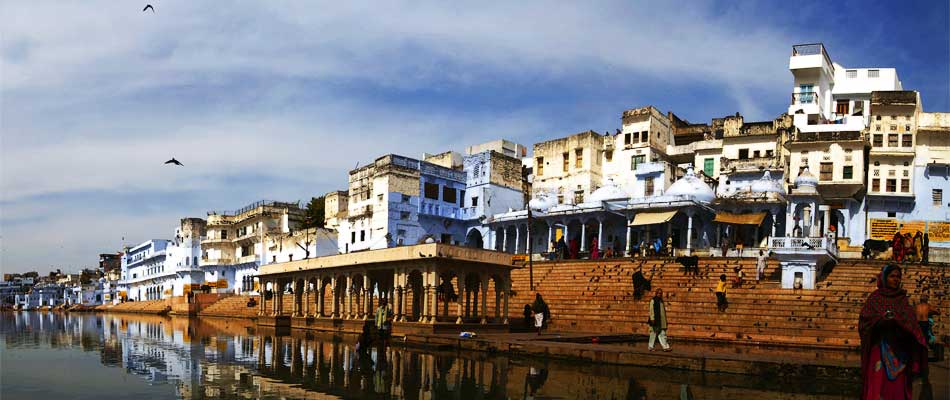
[629,210,678,226]
[713,211,767,225]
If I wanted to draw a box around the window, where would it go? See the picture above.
[903,169,909,177]
[886,179,897,192]
[424,182,440,200]
[360,230,366,241]
[703,158,715,176]
[471,196,479,207]
[876,115,882,121]
[900,180,909,193]
[624,133,632,145]
[562,152,569,172]
[459,190,465,204]
[641,131,648,143]
[377,194,384,202]
[536,157,544,176]
[557,194,564,204]
[442,186,456,204]
[402,194,410,203]
[835,100,849,115]
[574,191,584,204]
[441,234,452,244]
[873,134,883,147]
[875,125,881,131]
[901,134,912,147]
[351,232,356,243]
[887,212,896,218]
[935,189,944,206]
[868,69,880,78]
[400,211,410,220]
[819,162,833,181]
[846,70,857,78]
[605,150,613,162]
[753,150,761,158]
[738,149,749,159]
[872,179,880,192]
[843,166,853,180]
[890,125,898,132]
[798,84,815,103]
[220,230,228,240]
[630,155,645,170]
[887,134,898,147]
[905,124,911,132]
[765,150,774,158]
[575,149,583,168]
[645,177,654,196]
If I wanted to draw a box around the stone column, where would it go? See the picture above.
[304,280,311,317]
[276,280,284,316]
[315,284,323,318]
[822,206,831,236]
[346,274,354,319]
[456,274,466,324]
[626,214,633,256]
[810,202,818,237]
[502,227,508,253]
[259,280,267,316]
[580,221,587,252]
[686,210,694,256]
[480,277,488,324]
[363,274,371,319]
[429,277,438,324]
[494,287,501,322]
[547,223,554,251]
[330,277,339,318]
[502,279,509,324]
[420,283,430,323]
[514,226,520,254]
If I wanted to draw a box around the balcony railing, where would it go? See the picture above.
[721,157,778,172]
[792,43,833,69]
[791,91,819,105]
[769,236,838,259]
[790,131,863,143]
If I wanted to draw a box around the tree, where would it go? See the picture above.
[303,196,326,229]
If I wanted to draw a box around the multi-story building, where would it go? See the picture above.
[201,200,304,294]
[465,139,528,159]
[866,91,920,220]
[322,191,349,231]
[119,218,208,301]
[14,283,64,309]
[461,147,529,249]
[785,43,900,244]
[337,154,468,253]
[608,106,676,198]
[99,253,121,274]
[533,130,606,205]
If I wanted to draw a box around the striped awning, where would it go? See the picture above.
[713,211,767,225]
[628,210,678,226]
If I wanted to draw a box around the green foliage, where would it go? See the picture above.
[303,196,326,229]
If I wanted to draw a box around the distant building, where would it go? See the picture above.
[323,191,349,231]
[99,253,121,274]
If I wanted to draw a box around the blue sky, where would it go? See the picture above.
[2,1,947,274]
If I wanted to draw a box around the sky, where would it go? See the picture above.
[2,1,948,274]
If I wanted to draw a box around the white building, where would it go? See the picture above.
[121,218,207,301]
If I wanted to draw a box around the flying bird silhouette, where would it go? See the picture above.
[143,4,154,12]
[164,158,183,166]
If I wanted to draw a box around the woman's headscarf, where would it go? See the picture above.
[858,265,926,351]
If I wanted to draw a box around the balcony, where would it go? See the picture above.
[720,157,779,173]
[788,130,863,143]
[869,145,914,156]
[769,236,838,259]
[634,161,665,175]
[791,91,820,106]
[789,43,833,72]
[200,257,235,266]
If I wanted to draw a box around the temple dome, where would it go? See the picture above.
[528,190,558,212]
[589,178,629,202]
[665,167,715,203]
[751,171,786,195]
[794,167,818,188]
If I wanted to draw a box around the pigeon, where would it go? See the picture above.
[418,252,426,258]
[802,242,815,250]
[143,4,154,12]
[164,158,183,166]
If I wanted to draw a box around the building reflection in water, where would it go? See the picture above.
[2,312,864,399]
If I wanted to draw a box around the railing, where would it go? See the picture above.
[209,200,299,217]
[769,236,838,258]
[792,43,833,68]
[791,91,819,105]
[721,157,777,172]
[790,130,863,142]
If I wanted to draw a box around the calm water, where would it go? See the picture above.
[1,312,863,399]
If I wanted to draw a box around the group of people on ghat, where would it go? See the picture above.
[891,231,931,264]
[547,236,681,261]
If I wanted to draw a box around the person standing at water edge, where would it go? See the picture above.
[531,293,549,336]
[647,288,671,351]
[859,264,928,399]
[375,298,394,346]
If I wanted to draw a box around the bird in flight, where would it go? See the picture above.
[143,4,154,13]
[164,158,183,166]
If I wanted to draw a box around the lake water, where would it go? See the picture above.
[0,312,868,399]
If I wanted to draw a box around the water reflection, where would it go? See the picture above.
[2,312,862,399]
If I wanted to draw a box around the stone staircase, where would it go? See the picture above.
[198,295,260,319]
[508,257,948,349]
[97,299,171,314]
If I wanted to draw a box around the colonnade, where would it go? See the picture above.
[258,265,510,325]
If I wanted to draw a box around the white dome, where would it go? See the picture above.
[528,190,558,212]
[589,178,629,202]
[794,167,818,188]
[665,167,716,203]
[751,171,786,195]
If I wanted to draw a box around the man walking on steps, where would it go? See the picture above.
[648,288,671,352]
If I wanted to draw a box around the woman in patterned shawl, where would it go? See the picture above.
[859,264,928,399]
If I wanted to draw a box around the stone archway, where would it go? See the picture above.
[465,229,484,249]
